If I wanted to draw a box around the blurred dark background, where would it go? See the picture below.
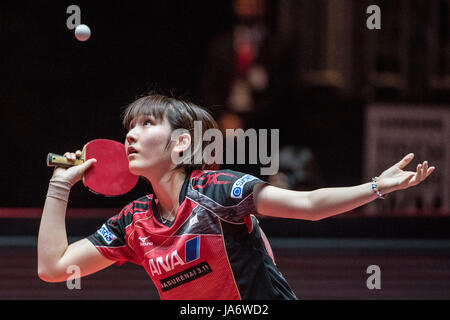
[1,0,449,235]
[1,0,450,301]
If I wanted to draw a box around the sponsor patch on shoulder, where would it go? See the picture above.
[230,174,257,199]
[97,224,117,244]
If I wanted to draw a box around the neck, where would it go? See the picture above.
[148,169,187,219]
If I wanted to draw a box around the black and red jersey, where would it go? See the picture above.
[87,169,297,300]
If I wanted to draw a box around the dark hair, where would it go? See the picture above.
[122,94,220,172]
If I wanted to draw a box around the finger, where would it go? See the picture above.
[426,166,435,178]
[416,163,423,183]
[64,152,81,162]
[82,158,97,170]
[421,161,428,181]
[75,158,97,176]
[396,153,414,170]
[64,152,75,161]
[405,165,420,186]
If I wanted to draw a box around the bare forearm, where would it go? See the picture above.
[38,155,109,282]
[307,182,378,220]
[256,154,435,222]
[38,183,71,276]
[254,182,379,221]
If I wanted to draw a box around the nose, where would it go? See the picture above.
[126,127,138,145]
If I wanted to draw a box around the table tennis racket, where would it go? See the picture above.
[47,139,138,196]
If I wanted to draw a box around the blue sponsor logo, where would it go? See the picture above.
[230,174,257,199]
[232,187,242,197]
[97,224,117,244]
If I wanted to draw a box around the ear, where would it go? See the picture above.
[172,131,192,154]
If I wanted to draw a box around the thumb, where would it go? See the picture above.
[80,158,97,172]
[396,153,414,170]
[63,158,97,186]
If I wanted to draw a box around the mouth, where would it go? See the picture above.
[127,146,138,156]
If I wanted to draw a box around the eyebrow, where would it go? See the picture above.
[129,114,159,127]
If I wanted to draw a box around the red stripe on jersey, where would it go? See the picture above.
[142,234,240,300]
[133,200,149,205]
[120,197,241,299]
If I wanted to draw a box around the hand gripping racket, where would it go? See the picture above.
[47,139,138,196]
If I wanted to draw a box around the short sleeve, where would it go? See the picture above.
[87,204,141,265]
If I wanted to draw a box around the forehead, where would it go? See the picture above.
[123,98,169,128]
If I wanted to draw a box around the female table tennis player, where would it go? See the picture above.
[38,94,435,299]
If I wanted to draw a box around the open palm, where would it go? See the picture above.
[378,153,435,195]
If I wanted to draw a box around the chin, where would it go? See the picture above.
[128,162,145,175]
[128,161,156,177]
[129,167,140,175]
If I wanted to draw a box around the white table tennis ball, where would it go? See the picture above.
[75,24,91,42]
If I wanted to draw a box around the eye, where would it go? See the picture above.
[143,116,155,127]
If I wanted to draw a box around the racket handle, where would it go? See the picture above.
[46,153,84,167]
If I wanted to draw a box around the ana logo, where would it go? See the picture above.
[97,224,117,245]
[230,174,257,199]
[138,236,153,247]
[148,236,201,276]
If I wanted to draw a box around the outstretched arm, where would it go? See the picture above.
[254,153,435,221]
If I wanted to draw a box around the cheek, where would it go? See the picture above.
[141,131,172,158]
[142,136,165,152]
